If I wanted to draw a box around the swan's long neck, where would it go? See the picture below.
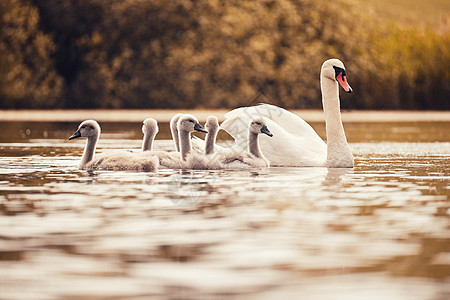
[80,134,99,168]
[321,75,354,168]
[142,132,156,152]
[205,127,218,155]
[171,124,180,152]
[179,130,192,161]
[248,132,264,159]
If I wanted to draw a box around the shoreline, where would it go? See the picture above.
[1,109,449,123]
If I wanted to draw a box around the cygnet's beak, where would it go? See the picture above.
[261,125,273,137]
[68,130,82,140]
[194,123,208,133]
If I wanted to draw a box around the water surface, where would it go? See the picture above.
[0,119,449,299]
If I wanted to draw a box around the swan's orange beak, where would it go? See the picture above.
[336,73,353,93]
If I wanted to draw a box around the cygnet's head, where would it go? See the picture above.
[142,118,159,136]
[250,118,273,137]
[170,113,183,129]
[69,120,100,140]
[205,116,219,132]
[321,58,352,93]
[178,114,208,133]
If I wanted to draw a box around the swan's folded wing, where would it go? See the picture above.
[254,118,326,166]
[222,104,327,166]
[220,114,253,148]
[223,104,321,140]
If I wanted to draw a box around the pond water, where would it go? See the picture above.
[0,118,449,299]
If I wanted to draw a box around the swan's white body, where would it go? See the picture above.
[221,107,326,166]
[69,120,159,171]
[221,59,354,168]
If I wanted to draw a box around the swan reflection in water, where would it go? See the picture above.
[165,166,353,208]
[323,168,354,187]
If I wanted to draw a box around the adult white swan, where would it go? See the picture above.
[69,120,159,171]
[221,58,354,168]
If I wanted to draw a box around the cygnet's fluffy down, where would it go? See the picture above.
[141,118,158,152]
[169,113,184,152]
[188,118,273,169]
[150,150,188,169]
[142,114,207,169]
[69,119,158,172]
[141,116,187,169]
[86,151,159,171]
[185,115,223,170]
[185,152,223,170]
[177,114,208,161]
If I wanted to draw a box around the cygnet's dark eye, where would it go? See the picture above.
[189,120,195,123]
[255,122,262,126]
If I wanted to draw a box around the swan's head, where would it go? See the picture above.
[321,58,353,93]
[250,118,273,137]
[205,116,219,132]
[69,120,100,140]
[170,113,184,130]
[142,118,159,136]
[178,114,208,133]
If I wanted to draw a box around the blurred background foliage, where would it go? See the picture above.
[0,0,449,109]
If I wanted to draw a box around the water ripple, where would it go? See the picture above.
[0,140,449,299]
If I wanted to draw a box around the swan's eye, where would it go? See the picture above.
[189,120,195,123]
[255,122,262,126]
[333,66,346,78]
